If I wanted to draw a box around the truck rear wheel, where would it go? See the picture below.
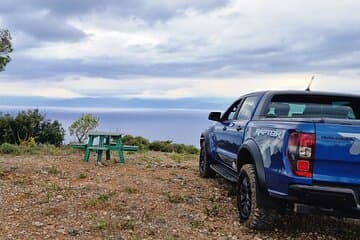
[237,164,276,230]
[199,141,216,178]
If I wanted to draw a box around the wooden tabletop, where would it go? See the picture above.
[88,131,122,137]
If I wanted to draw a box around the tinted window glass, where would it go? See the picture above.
[228,106,238,120]
[237,96,258,120]
[222,99,242,121]
[265,94,360,119]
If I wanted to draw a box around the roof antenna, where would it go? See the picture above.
[305,76,314,91]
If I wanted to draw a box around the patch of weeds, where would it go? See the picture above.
[205,203,220,217]
[208,194,216,203]
[24,191,32,199]
[170,153,184,163]
[46,191,53,201]
[98,193,109,202]
[79,173,87,179]
[48,165,59,175]
[125,186,138,194]
[122,218,135,230]
[45,183,61,201]
[94,219,108,231]
[68,229,80,236]
[166,193,184,204]
[190,219,202,229]
[0,143,20,154]
[86,193,109,208]
[14,176,30,185]
[47,182,61,191]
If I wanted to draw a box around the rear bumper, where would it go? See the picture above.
[287,184,360,218]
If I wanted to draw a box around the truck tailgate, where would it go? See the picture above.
[314,123,360,185]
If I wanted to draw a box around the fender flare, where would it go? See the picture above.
[200,130,214,160]
[237,139,268,193]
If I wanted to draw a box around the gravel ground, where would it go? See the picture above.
[0,150,359,240]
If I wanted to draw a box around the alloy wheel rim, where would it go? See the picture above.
[239,176,252,219]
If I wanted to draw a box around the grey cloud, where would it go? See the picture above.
[1,0,360,91]
[3,12,86,42]
[0,0,230,21]
[0,0,229,44]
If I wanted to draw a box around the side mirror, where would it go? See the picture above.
[208,112,221,121]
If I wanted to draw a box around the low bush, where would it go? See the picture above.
[122,135,199,154]
[122,135,150,151]
[0,143,20,154]
[0,142,74,155]
[149,140,199,154]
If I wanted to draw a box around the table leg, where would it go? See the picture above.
[97,136,105,165]
[97,150,103,164]
[106,136,111,160]
[84,136,94,162]
[116,136,125,163]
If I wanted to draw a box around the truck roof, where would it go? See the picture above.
[255,90,359,98]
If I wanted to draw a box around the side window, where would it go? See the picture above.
[222,99,242,121]
[236,96,258,120]
[228,106,238,120]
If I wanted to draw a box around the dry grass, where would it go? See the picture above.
[0,151,359,239]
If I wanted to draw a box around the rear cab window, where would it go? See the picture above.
[264,94,360,120]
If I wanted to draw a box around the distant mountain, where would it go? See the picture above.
[0,96,233,111]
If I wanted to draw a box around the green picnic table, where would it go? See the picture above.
[72,131,139,165]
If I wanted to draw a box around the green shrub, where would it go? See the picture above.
[122,135,150,151]
[149,140,199,154]
[20,144,41,154]
[149,140,172,152]
[0,143,20,154]
[183,145,199,154]
[0,109,65,146]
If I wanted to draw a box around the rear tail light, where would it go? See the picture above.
[287,132,315,178]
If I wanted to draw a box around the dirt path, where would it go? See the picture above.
[0,151,359,240]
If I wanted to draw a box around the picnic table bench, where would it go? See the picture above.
[71,131,139,165]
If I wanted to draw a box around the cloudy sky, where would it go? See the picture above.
[0,0,360,102]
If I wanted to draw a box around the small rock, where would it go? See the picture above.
[33,222,44,227]
[56,195,64,201]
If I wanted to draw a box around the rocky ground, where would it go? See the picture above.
[0,150,359,240]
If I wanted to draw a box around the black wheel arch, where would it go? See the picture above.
[200,131,212,154]
[237,139,268,194]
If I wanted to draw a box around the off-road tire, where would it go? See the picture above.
[237,164,276,230]
[199,141,216,178]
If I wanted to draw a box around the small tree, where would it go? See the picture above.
[69,114,99,143]
[13,109,44,143]
[39,120,65,147]
[0,29,12,71]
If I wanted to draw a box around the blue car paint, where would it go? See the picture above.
[244,121,314,195]
[211,93,265,168]
[313,123,360,185]
[202,90,360,208]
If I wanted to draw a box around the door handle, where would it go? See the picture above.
[236,126,242,131]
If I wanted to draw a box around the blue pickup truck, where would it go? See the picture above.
[199,90,360,229]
